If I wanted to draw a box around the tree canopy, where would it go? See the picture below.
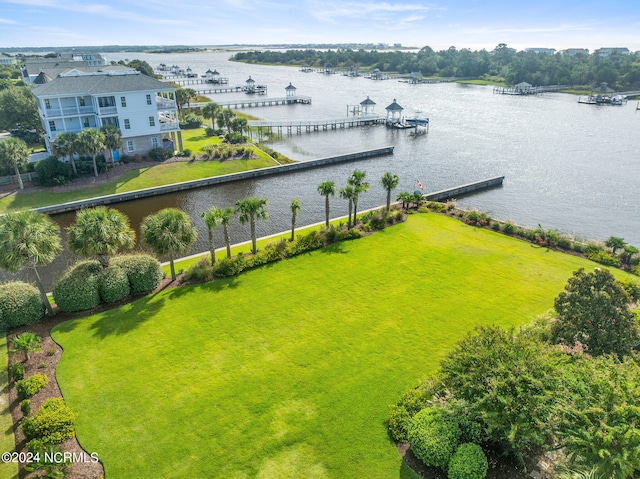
[232,46,640,90]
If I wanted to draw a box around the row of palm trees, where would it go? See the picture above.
[51,124,122,177]
[0,125,122,191]
[200,101,248,135]
[0,169,404,317]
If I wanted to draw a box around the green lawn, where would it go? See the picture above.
[0,129,279,214]
[51,214,633,479]
[0,337,18,479]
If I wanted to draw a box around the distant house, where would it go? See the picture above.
[594,47,630,57]
[32,70,181,158]
[562,48,590,56]
[525,48,556,55]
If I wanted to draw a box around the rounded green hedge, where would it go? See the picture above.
[21,397,77,445]
[52,261,101,313]
[408,407,461,469]
[0,281,45,331]
[111,254,163,294]
[98,266,130,303]
[448,443,488,479]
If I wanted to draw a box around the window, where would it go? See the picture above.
[82,117,90,128]
[127,140,134,153]
[146,94,152,105]
[149,116,155,127]
[124,119,130,130]
[98,96,116,108]
[48,120,56,131]
[102,117,120,128]
[121,96,127,107]
[151,137,158,148]
[78,97,85,106]
[44,99,51,109]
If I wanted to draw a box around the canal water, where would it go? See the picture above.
[7,50,640,290]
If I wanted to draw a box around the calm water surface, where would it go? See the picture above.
[8,51,640,289]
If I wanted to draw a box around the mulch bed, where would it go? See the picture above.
[6,275,180,479]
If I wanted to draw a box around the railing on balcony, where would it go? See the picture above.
[157,99,177,109]
[44,105,95,118]
[160,121,179,131]
[99,106,117,115]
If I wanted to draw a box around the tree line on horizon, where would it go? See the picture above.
[232,44,640,90]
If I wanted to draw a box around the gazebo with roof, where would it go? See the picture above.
[360,96,376,115]
[385,98,404,124]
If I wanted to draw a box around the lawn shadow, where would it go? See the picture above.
[319,242,348,255]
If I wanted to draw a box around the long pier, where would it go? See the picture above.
[425,176,505,202]
[248,115,385,136]
[35,147,394,215]
[192,95,311,110]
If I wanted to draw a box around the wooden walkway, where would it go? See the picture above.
[248,115,385,136]
[192,96,311,110]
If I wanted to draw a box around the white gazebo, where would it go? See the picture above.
[360,96,376,115]
[385,98,404,123]
[285,82,297,97]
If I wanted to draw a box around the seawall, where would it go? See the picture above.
[425,176,504,202]
[35,147,394,215]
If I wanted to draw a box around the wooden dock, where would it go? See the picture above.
[191,95,311,110]
[248,115,385,136]
[161,77,230,86]
[425,176,505,202]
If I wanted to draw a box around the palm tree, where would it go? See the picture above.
[75,128,105,177]
[231,117,248,136]
[396,192,413,210]
[52,132,78,175]
[217,207,235,258]
[141,208,197,281]
[317,181,336,227]
[347,170,369,226]
[67,206,135,268]
[10,332,42,362]
[339,185,356,229]
[100,124,123,162]
[201,207,222,265]
[236,197,268,254]
[290,198,300,241]
[0,211,62,316]
[605,236,626,255]
[217,108,236,134]
[381,172,400,212]
[183,88,197,113]
[175,89,189,118]
[0,137,29,190]
[202,102,220,129]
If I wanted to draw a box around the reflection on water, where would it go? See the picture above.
[3,50,639,290]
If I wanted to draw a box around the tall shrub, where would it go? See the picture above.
[407,407,461,469]
[111,254,163,294]
[52,261,101,313]
[0,281,45,331]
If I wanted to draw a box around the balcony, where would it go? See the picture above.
[157,99,177,109]
[44,105,95,118]
[99,106,117,115]
[160,121,179,131]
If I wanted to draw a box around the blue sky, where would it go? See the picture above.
[0,0,639,51]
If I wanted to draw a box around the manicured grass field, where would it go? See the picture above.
[0,129,278,214]
[51,214,632,479]
[0,337,18,479]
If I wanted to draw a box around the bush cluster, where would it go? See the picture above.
[0,281,45,331]
[179,113,203,129]
[187,227,365,281]
[21,398,77,446]
[34,156,75,186]
[421,202,640,274]
[111,254,163,294]
[448,443,488,479]
[52,261,102,313]
[11,362,25,381]
[148,147,172,162]
[16,373,49,400]
[388,388,431,442]
[53,255,162,313]
[20,399,31,416]
[75,155,107,175]
[407,407,461,469]
[98,266,131,303]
